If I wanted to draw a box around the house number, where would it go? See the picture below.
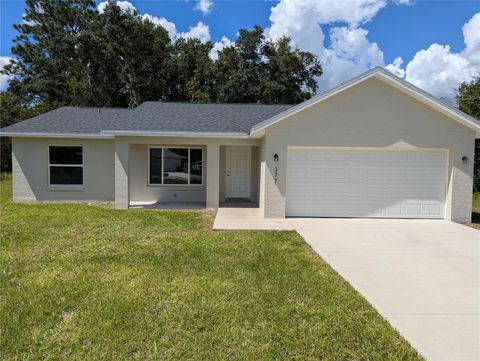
[274,166,278,184]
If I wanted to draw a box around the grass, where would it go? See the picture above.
[470,192,480,228]
[0,175,422,360]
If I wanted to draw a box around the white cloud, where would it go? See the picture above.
[266,0,479,99]
[267,0,398,90]
[462,12,480,64]
[405,44,477,100]
[195,0,213,15]
[98,0,135,14]
[329,27,383,66]
[142,14,177,39]
[0,56,13,90]
[179,22,211,43]
[385,57,405,78]
[315,27,384,90]
[400,12,480,100]
[98,1,211,43]
[209,36,233,60]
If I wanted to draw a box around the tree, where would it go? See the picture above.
[2,2,322,107]
[456,74,480,190]
[3,0,96,109]
[262,36,322,104]
[1,6,324,172]
[0,91,47,172]
[214,26,322,104]
[78,2,172,107]
[167,38,215,102]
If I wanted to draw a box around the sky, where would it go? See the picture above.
[1,0,479,101]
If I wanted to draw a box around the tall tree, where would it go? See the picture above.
[456,74,480,191]
[167,38,215,102]
[3,0,96,108]
[261,37,321,104]
[215,26,267,103]
[215,26,322,104]
[79,2,172,107]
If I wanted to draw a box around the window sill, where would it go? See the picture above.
[147,184,204,188]
[47,185,85,192]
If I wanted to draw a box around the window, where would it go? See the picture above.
[149,147,203,185]
[48,146,83,185]
[149,148,162,184]
[163,148,188,184]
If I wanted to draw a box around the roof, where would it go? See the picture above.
[103,102,293,134]
[0,102,293,138]
[251,66,480,137]
[1,67,479,138]
[0,107,133,138]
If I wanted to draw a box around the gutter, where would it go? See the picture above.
[100,130,251,138]
[0,132,115,139]
[0,130,252,139]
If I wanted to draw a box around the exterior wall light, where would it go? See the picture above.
[273,154,279,162]
[462,156,469,165]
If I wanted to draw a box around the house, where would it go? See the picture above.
[1,67,479,222]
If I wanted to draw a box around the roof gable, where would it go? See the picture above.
[251,67,480,136]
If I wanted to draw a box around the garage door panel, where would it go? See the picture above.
[326,167,346,179]
[308,167,327,178]
[385,203,403,216]
[424,203,443,216]
[286,148,447,219]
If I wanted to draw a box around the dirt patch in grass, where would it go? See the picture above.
[463,221,480,230]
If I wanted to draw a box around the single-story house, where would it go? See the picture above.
[1,67,479,222]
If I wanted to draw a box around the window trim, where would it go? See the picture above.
[47,145,84,187]
[147,146,203,187]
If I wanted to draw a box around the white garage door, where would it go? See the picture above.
[286,148,448,218]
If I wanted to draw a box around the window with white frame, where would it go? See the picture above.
[149,147,203,185]
[48,146,83,185]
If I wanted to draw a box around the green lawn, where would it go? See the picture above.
[472,192,480,226]
[0,175,421,360]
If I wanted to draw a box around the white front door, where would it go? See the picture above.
[226,147,251,199]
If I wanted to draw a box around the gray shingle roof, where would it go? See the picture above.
[0,102,293,136]
[0,107,133,135]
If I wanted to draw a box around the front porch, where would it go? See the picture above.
[113,137,262,210]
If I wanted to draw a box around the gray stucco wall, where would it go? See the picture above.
[11,136,262,207]
[262,77,475,222]
[12,137,115,202]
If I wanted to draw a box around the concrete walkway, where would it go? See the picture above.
[214,208,480,361]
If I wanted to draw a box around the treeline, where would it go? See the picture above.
[2,0,323,109]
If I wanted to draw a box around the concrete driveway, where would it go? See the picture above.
[214,209,480,360]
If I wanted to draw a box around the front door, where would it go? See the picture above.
[226,147,251,199]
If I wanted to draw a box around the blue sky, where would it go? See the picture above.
[1,0,480,99]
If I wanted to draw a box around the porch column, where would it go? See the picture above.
[206,143,220,208]
[115,139,129,209]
